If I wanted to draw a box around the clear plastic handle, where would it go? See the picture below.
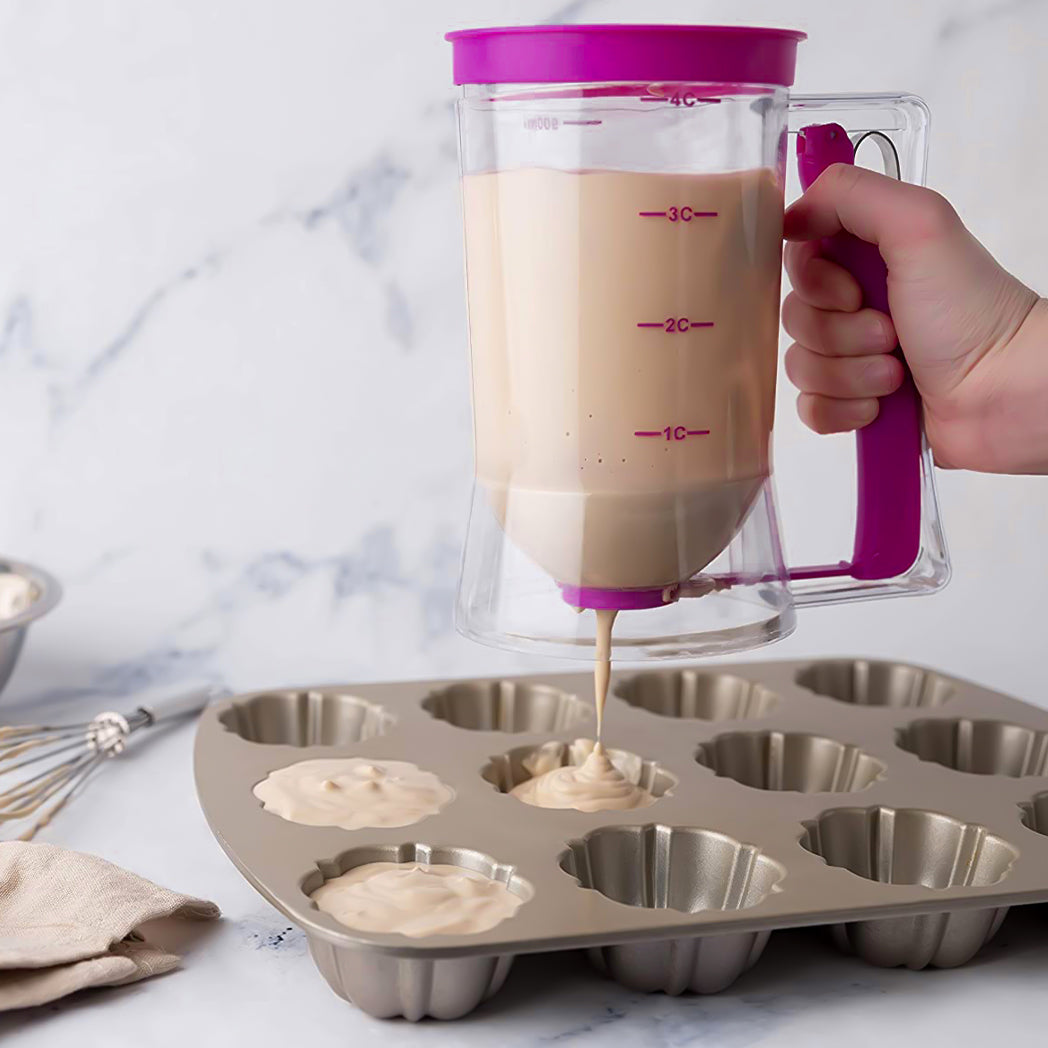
[783,94,950,606]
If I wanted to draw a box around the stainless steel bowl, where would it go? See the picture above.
[0,558,61,698]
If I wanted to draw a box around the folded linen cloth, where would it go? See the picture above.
[0,841,220,1010]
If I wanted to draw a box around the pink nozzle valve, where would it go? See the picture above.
[559,585,678,611]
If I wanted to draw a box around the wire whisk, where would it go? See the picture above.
[0,686,229,840]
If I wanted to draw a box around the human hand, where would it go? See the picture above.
[782,164,1047,474]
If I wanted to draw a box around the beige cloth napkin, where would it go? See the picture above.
[0,841,220,1010]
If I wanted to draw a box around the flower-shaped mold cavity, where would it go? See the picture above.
[422,680,591,732]
[801,806,1018,968]
[695,731,886,793]
[615,670,778,721]
[1020,790,1048,836]
[302,843,533,1021]
[560,824,785,994]
[796,659,954,708]
[896,718,1048,777]
[481,740,677,805]
[219,689,393,746]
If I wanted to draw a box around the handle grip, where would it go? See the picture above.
[794,123,922,581]
[135,685,232,726]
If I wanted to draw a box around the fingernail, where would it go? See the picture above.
[872,358,897,388]
[852,399,879,426]
[866,315,890,348]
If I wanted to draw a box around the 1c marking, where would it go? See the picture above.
[634,427,711,441]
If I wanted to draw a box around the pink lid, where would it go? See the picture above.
[445,24,806,87]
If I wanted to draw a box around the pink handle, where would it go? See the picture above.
[792,123,922,582]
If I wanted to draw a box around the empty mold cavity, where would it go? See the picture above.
[695,731,886,793]
[482,741,677,801]
[560,824,784,914]
[219,690,393,746]
[796,659,954,708]
[1020,791,1048,836]
[801,807,1017,890]
[422,680,591,732]
[561,827,783,995]
[801,806,1017,968]
[615,670,778,721]
[896,718,1048,777]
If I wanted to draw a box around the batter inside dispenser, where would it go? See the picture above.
[253,758,453,830]
[311,862,526,937]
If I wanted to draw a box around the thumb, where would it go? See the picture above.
[783,163,959,256]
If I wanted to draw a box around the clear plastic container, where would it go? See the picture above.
[447,26,949,659]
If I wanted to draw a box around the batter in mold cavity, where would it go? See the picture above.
[253,757,453,830]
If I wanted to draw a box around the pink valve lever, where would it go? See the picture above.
[793,123,922,581]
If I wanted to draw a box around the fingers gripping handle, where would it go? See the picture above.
[795,123,922,581]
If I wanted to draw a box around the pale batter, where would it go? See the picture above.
[253,758,453,830]
[311,862,526,937]
[0,574,32,620]
[464,167,780,591]
[510,738,655,812]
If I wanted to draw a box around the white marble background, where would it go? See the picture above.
[2,1,1048,1045]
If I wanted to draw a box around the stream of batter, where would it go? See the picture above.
[508,607,656,811]
[593,607,617,739]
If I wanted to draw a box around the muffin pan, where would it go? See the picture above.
[194,658,1048,1021]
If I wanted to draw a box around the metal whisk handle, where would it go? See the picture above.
[135,685,232,727]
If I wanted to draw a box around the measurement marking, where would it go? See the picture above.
[639,96,663,102]
[563,119,603,126]
[637,319,715,331]
[635,426,713,441]
[641,206,719,222]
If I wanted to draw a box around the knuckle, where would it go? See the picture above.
[783,343,805,383]
[781,294,803,335]
[822,162,864,196]
[799,394,832,434]
[911,189,959,240]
